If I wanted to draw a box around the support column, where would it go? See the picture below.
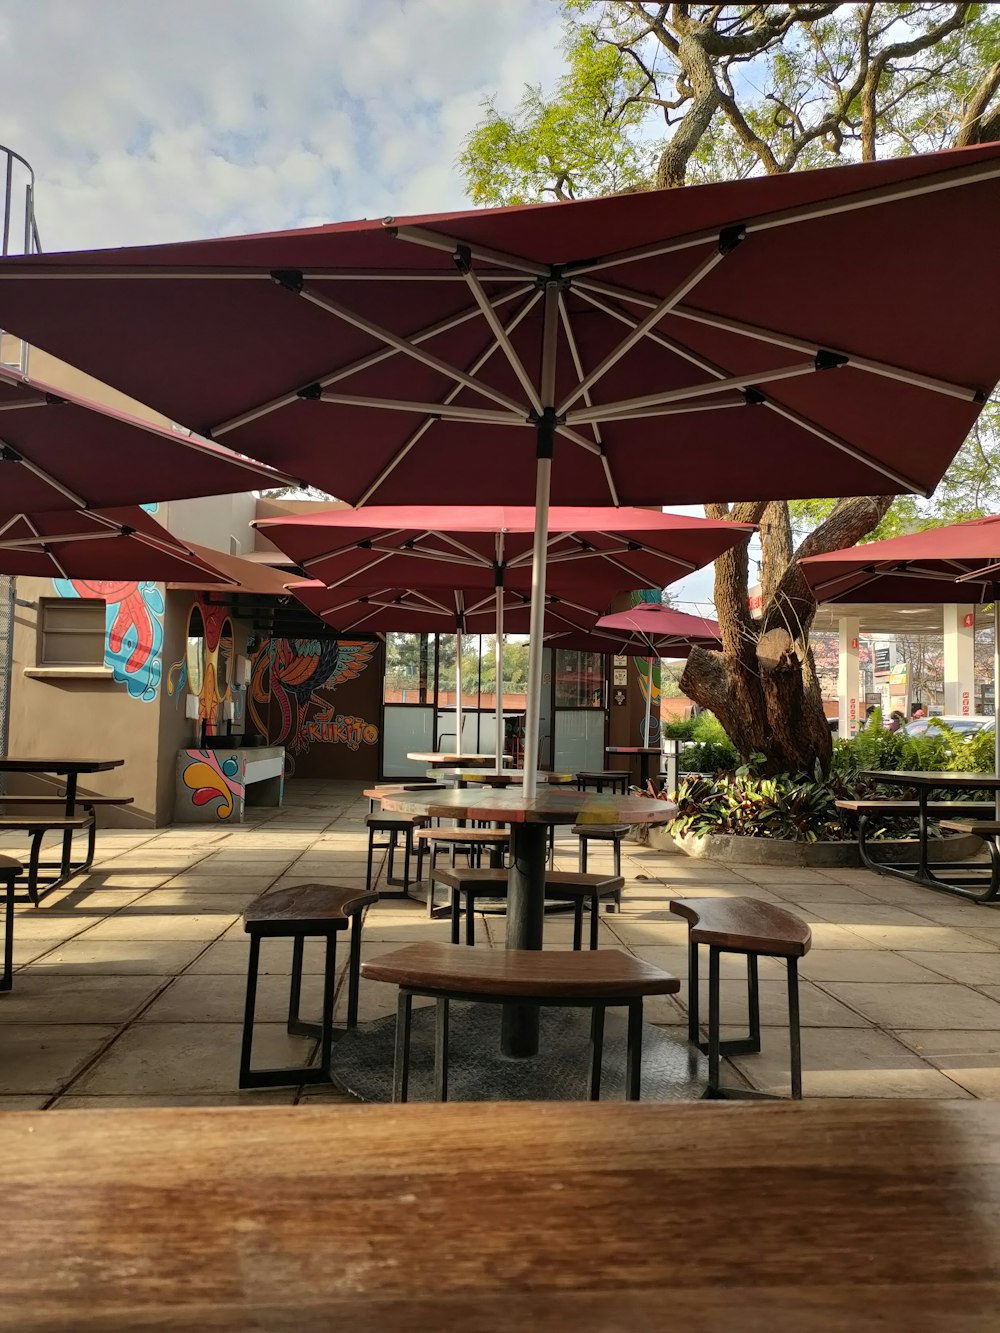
[943,604,976,716]
[838,616,861,738]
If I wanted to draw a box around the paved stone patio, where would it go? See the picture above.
[1,778,999,1107]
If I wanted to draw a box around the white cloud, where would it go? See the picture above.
[0,0,566,251]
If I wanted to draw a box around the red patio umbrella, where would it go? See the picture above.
[0,505,238,582]
[262,505,750,762]
[0,146,997,801]
[800,515,1000,780]
[594,603,721,744]
[0,368,296,513]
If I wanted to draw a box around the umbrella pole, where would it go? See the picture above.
[455,626,463,758]
[994,590,999,818]
[494,584,505,772]
[643,656,654,748]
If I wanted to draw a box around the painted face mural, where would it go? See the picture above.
[52,578,163,702]
[167,597,240,730]
[249,638,377,754]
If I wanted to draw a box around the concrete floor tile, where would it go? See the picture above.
[799,950,948,983]
[31,886,151,910]
[163,873,282,894]
[892,1029,1000,1098]
[730,1027,969,1099]
[140,972,330,1024]
[0,973,163,1024]
[187,938,328,974]
[823,981,1000,1029]
[900,952,1000,985]
[10,914,104,940]
[77,912,236,942]
[52,1091,299,1108]
[769,885,880,905]
[0,1025,115,1094]
[845,923,994,951]
[707,978,869,1028]
[28,939,207,975]
[0,1096,50,1110]
[806,905,941,928]
[71,1022,314,1094]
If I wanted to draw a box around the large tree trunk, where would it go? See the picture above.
[680,495,894,774]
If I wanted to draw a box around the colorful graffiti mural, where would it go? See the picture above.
[52,578,163,702]
[167,596,243,732]
[250,638,378,754]
[178,748,245,820]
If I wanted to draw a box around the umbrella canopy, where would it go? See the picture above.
[800,517,1000,605]
[254,504,752,594]
[800,517,1000,783]
[594,603,721,655]
[0,506,237,582]
[0,146,995,509]
[0,368,296,513]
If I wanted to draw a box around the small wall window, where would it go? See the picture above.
[38,599,106,666]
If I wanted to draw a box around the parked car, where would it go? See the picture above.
[904,714,995,739]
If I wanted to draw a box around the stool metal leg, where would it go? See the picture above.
[239,934,261,1088]
[788,957,803,1100]
[590,1004,606,1101]
[589,892,599,951]
[613,838,621,878]
[347,915,363,1029]
[450,888,461,944]
[365,829,377,894]
[393,991,413,1103]
[571,898,584,951]
[465,892,476,947]
[626,999,643,1101]
[287,934,304,1032]
[687,937,700,1046]
[434,997,450,1102]
[579,836,588,873]
[318,933,337,1076]
[0,872,14,992]
[707,946,721,1095]
[748,953,762,1054]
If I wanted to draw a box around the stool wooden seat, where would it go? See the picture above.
[0,855,20,992]
[573,823,629,877]
[240,883,376,1089]
[669,897,811,1100]
[431,866,624,949]
[415,826,510,917]
[365,810,429,899]
[361,941,680,1102]
[575,770,628,795]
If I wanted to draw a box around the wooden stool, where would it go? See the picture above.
[415,826,510,917]
[669,897,812,1100]
[432,866,624,949]
[365,811,428,899]
[240,883,376,1089]
[362,942,679,1102]
[0,855,20,992]
[574,823,629,878]
[575,770,628,795]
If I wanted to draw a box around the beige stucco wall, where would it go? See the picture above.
[5,576,161,826]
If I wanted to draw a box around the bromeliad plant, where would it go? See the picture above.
[668,773,852,843]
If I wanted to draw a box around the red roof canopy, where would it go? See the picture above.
[256,504,752,594]
[0,145,997,506]
[800,515,1000,604]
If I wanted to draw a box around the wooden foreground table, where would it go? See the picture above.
[2,1100,1000,1330]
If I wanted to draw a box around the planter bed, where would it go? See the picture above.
[646,826,985,868]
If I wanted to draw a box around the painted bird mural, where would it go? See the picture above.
[250,638,376,752]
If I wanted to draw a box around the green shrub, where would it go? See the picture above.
[676,712,740,773]
[668,772,856,842]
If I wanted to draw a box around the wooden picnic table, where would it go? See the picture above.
[0,757,124,880]
[1,1099,998,1329]
[858,768,1000,899]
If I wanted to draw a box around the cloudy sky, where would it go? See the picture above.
[0,0,719,610]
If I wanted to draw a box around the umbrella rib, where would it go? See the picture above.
[296,283,527,415]
[0,444,88,506]
[311,550,395,589]
[575,277,982,402]
[457,262,543,414]
[557,243,737,415]
[762,399,925,493]
[574,284,732,382]
[130,531,240,582]
[316,393,523,425]
[564,155,1000,277]
[422,531,494,566]
[567,363,817,424]
[213,284,534,438]
[556,291,620,507]
[354,287,543,506]
[386,222,549,277]
[0,397,48,411]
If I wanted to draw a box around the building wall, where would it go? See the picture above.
[5,575,163,825]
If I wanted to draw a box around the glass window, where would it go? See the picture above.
[383,633,433,704]
[553,648,605,708]
[38,598,106,666]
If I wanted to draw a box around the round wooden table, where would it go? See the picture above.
[428,767,576,788]
[606,745,661,788]
[407,752,497,768]
[377,786,674,1056]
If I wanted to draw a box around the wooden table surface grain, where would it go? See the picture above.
[2,1100,1000,1330]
